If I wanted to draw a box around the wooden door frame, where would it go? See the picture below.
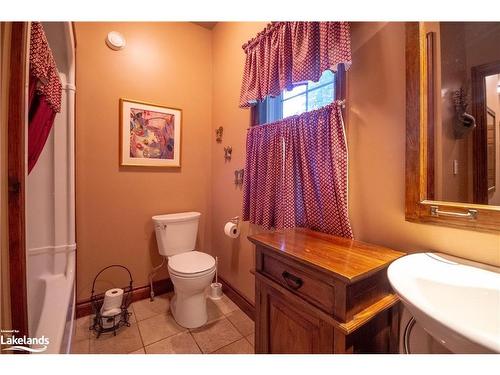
[7,22,29,338]
[471,60,500,204]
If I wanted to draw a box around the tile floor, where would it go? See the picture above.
[71,292,255,354]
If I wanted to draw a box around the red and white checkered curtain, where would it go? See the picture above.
[239,22,351,107]
[30,22,62,113]
[28,22,62,174]
[242,103,353,238]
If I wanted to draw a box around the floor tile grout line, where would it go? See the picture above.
[214,297,240,316]
[72,315,92,344]
[129,303,146,353]
[224,311,254,339]
[141,328,189,350]
[244,335,254,348]
[194,296,244,353]
[131,293,173,323]
[134,315,147,353]
[188,331,205,354]
[190,316,242,354]
[208,337,252,354]
[204,313,229,326]
[210,318,244,353]
[135,311,173,323]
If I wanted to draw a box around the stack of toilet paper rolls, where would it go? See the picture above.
[100,288,124,329]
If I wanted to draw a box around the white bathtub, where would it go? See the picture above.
[26,21,76,354]
[29,246,76,353]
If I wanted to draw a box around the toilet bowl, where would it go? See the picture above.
[152,212,216,329]
[168,251,216,328]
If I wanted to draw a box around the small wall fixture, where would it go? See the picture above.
[106,31,126,51]
[215,126,223,143]
[234,169,244,187]
[224,146,232,161]
[452,87,476,138]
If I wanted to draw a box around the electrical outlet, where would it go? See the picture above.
[453,160,459,175]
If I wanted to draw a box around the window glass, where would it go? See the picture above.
[308,69,335,90]
[308,83,335,111]
[282,94,307,118]
[283,84,306,100]
[282,70,335,118]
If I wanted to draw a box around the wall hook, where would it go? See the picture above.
[238,169,244,186]
[215,126,223,143]
[234,168,244,187]
[224,146,232,161]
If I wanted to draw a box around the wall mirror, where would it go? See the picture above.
[406,22,500,232]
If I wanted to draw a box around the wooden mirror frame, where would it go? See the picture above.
[405,22,500,232]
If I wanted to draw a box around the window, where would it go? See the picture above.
[253,66,345,125]
[282,70,335,117]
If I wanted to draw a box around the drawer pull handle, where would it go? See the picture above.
[281,271,303,290]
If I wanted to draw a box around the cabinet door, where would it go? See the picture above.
[256,278,334,354]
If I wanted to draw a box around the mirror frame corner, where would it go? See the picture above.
[405,22,500,233]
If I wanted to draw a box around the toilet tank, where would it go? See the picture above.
[152,212,201,257]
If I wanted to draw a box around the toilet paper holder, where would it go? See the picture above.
[90,264,133,338]
[229,216,240,226]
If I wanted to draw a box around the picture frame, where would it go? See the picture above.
[119,98,182,167]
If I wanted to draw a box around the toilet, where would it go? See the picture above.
[152,212,216,329]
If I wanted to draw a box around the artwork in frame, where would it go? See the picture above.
[120,98,182,167]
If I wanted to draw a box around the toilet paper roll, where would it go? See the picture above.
[224,222,240,238]
[100,288,124,313]
[100,308,122,329]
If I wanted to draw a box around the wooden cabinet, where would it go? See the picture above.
[249,228,406,354]
[257,277,334,353]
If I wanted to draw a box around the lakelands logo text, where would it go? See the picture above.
[1,329,49,353]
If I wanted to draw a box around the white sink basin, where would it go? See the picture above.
[388,252,500,353]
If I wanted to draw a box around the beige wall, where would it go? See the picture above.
[209,22,500,308]
[74,22,213,301]
[211,22,268,303]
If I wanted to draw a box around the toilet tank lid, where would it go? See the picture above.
[152,212,201,223]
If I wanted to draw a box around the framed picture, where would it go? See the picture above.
[119,98,182,167]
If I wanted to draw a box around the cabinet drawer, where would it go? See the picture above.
[260,252,335,315]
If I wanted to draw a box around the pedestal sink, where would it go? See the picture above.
[388,252,500,353]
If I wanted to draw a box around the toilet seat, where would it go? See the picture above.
[168,251,215,278]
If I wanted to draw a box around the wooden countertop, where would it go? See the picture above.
[248,228,406,284]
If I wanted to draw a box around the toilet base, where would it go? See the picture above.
[170,292,208,329]
[168,265,215,329]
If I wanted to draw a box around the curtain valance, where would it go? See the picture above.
[239,22,351,108]
[28,22,62,173]
[29,22,62,113]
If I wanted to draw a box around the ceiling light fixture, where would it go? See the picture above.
[106,31,126,51]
